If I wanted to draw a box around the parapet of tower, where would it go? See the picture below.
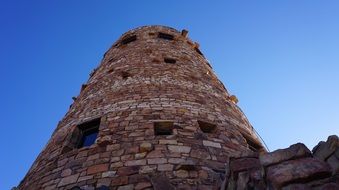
[18,25,264,190]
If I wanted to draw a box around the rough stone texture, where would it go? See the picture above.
[266,158,332,188]
[313,135,338,161]
[260,143,312,167]
[224,136,339,190]
[17,25,267,190]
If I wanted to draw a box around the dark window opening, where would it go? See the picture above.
[154,122,173,135]
[195,47,204,56]
[242,133,263,152]
[70,186,81,190]
[77,118,100,148]
[107,68,114,74]
[121,35,137,45]
[198,120,216,133]
[158,32,174,40]
[164,58,176,64]
[121,71,131,79]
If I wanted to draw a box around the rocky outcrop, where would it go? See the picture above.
[224,135,339,190]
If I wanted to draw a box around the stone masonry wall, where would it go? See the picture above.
[18,26,264,190]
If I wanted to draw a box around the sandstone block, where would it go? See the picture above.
[117,184,134,190]
[157,164,174,171]
[135,152,147,159]
[117,166,139,176]
[102,170,116,178]
[148,158,167,164]
[175,170,189,178]
[60,168,72,177]
[168,145,191,153]
[140,142,153,152]
[203,140,221,148]
[57,173,80,187]
[139,165,157,174]
[159,139,178,145]
[260,143,311,167]
[125,159,146,166]
[87,164,109,175]
[135,182,152,190]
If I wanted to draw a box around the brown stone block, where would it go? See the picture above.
[87,163,109,175]
[230,157,260,173]
[117,166,140,176]
[111,176,129,186]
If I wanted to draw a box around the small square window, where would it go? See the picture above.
[198,120,216,133]
[121,71,131,79]
[158,32,174,40]
[77,118,100,148]
[154,122,173,135]
[121,35,137,45]
[164,58,176,64]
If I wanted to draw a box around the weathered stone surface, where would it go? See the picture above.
[158,164,174,171]
[111,176,128,186]
[266,158,332,188]
[102,170,116,178]
[125,159,147,166]
[148,158,167,164]
[87,164,109,175]
[135,182,152,190]
[230,157,260,173]
[57,173,79,187]
[61,168,72,177]
[139,165,157,174]
[140,142,153,152]
[151,175,175,190]
[260,143,311,167]
[313,135,338,161]
[168,145,191,153]
[190,148,211,160]
[203,140,221,148]
[314,183,339,190]
[117,166,139,176]
[326,151,339,174]
[117,184,134,190]
[282,184,311,190]
[135,152,147,159]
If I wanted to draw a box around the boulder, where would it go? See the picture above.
[266,158,332,188]
[260,143,311,167]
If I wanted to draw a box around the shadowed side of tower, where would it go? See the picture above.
[18,26,264,190]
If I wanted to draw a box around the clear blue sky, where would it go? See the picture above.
[1,1,339,189]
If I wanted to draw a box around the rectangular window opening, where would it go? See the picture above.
[158,32,174,40]
[164,58,176,64]
[198,120,216,133]
[242,133,263,152]
[77,118,100,148]
[121,35,137,45]
[154,122,173,135]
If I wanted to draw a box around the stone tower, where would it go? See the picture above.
[18,26,264,190]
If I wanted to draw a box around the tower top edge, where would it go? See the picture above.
[120,25,181,36]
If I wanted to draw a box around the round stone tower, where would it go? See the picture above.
[18,26,264,190]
